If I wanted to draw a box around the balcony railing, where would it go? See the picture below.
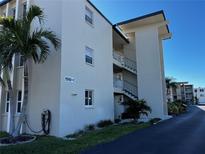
[113,51,137,73]
[113,77,138,98]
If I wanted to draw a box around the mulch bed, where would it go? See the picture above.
[0,135,36,145]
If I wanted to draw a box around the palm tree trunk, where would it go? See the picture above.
[7,80,15,135]
[13,60,29,137]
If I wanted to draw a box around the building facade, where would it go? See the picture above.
[194,88,205,104]
[0,0,171,137]
[167,82,194,103]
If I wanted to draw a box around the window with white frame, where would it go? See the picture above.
[5,92,10,113]
[17,54,24,67]
[17,90,23,113]
[85,46,94,65]
[85,6,93,25]
[85,90,93,106]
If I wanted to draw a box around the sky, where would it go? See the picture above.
[91,0,205,88]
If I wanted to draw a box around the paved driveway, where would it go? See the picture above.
[82,106,205,154]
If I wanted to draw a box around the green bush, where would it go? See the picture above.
[85,124,95,131]
[0,131,9,138]
[121,99,151,120]
[114,119,121,124]
[168,100,187,115]
[66,130,85,138]
[97,120,113,128]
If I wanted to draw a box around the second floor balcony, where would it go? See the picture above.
[113,76,138,100]
[113,51,137,74]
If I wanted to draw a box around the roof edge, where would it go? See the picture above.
[86,0,112,26]
[86,0,129,43]
[113,26,129,44]
[0,0,12,7]
[116,10,170,33]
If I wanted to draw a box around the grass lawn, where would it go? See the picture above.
[0,122,150,154]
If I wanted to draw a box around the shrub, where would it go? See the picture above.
[97,120,113,128]
[114,119,121,124]
[168,100,187,115]
[0,131,9,138]
[66,129,85,138]
[149,118,161,125]
[121,99,151,120]
[85,124,95,131]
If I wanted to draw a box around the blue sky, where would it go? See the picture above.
[91,0,205,88]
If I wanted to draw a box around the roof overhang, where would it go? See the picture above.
[0,0,12,6]
[116,10,171,40]
[113,26,129,45]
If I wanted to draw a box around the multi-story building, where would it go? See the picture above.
[0,0,171,137]
[194,88,205,104]
[167,82,194,103]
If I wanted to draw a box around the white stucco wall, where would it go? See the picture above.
[58,0,114,137]
[194,88,205,104]
[26,0,62,136]
[135,25,166,119]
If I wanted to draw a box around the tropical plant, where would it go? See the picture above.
[194,96,199,105]
[168,100,187,115]
[97,120,113,128]
[121,99,151,120]
[85,124,95,131]
[165,77,177,95]
[0,5,60,137]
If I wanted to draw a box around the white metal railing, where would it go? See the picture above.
[113,77,138,98]
[113,51,137,73]
[113,76,123,89]
[113,51,123,63]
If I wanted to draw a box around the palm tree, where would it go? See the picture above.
[0,35,18,135]
[165,77,177,95]
[122,99,151,120]
[0,6,60,136]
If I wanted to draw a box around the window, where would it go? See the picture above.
[119,95,124,103]
[3,11,6,17]
[200,89,204,92]
[194,89,197,93]
[17,55,24,67]
[85,6,93,25]
[5,92,10,113]
[12,8,16,18]
[17,91,23,113]
[85,90,93,106]
[85,46,94,65]
[23,2,27,17]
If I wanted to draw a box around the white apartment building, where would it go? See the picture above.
[0,0,171,137]
[194,88,205,104]
[167,82,194,103]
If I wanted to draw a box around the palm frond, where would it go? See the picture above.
[26,5,44,24]
[27,28,60,63]
[0,77,5,87]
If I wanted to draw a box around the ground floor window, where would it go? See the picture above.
[5,92,10,113]
[85,90,94,106]
[17,90,23,113]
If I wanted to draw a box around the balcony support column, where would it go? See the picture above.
[6,3,9,17]
[26,0,30,12]
[15,0,20,20]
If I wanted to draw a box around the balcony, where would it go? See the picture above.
[113,51,137,74]
[113,77,138,100]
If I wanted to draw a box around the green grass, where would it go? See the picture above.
[0,122,150,154]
